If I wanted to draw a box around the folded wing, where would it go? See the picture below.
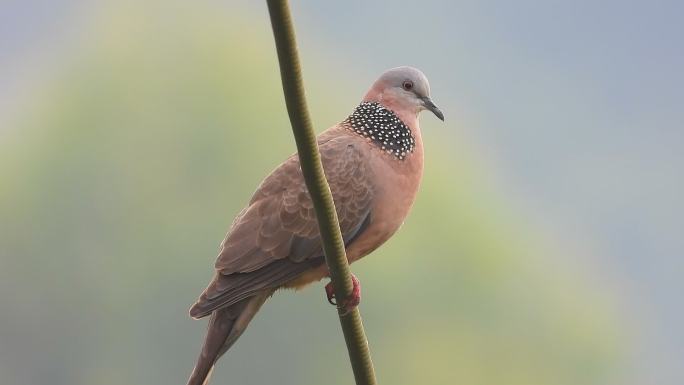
[190,138,374,318]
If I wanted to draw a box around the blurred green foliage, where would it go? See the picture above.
[0,2,622,385]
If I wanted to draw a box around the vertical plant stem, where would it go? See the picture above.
[265,1,377,384]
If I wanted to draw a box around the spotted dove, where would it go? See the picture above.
[187,66,443,385]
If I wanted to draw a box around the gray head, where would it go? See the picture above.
[364,66,444,121]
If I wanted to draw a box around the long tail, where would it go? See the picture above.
[187,291,271,385]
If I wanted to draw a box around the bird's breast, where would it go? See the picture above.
[345,143,424,263]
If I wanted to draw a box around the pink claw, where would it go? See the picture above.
[325,274,361,315]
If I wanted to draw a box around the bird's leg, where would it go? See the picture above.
[325,274,361,315]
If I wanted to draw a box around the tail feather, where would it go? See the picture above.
[187,291,271,385]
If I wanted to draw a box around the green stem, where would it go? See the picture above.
[265,1,377,384]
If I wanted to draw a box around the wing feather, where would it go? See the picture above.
[190,137,374,317]
[214,138,373,274]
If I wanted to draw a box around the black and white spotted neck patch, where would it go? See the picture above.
[342,102,415,160]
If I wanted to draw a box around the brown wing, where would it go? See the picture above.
[190,137,374,318]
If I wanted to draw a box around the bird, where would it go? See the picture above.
[186,66,444,385]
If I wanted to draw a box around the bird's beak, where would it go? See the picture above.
[421,96,445,121]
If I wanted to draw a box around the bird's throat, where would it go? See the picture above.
[342,102,415,160]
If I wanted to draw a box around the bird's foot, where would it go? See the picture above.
[325,274,361,315]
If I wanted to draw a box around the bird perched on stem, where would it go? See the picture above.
[187,66,444,385]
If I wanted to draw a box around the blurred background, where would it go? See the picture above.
[1,1,682,384]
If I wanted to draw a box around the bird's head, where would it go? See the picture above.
[363,66,444,121]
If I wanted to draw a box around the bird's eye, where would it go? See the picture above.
[402,80,414,91]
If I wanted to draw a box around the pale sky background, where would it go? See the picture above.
[1,1,682,384]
